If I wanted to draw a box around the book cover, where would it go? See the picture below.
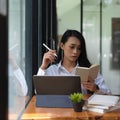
[75,64,100,82]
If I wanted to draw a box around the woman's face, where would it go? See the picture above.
[61,36,81,62]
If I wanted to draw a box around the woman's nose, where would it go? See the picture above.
[73,48,77,53]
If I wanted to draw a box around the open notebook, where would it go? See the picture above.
[33,75,81,108]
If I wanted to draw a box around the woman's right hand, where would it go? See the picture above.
[40,50,57,70]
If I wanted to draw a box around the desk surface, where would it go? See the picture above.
[21,95,120,120]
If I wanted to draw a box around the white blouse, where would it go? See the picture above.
[37,62,111,94]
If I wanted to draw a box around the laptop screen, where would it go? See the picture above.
[33,75,81,95]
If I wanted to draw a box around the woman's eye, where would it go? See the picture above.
[70,46,75,49]
[69,46,81,51]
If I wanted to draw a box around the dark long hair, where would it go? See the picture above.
[56,29,91,67]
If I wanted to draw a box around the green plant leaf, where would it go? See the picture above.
[69,92,83,103]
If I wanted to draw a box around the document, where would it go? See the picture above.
[75,64,100,82]
[87,107,107,114]
[87,104,111,109]
[87,94,120,113]
[87,94,119,106]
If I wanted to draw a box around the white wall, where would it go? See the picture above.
[57,5,80,35]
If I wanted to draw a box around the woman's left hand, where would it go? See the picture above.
[82,76,98,92]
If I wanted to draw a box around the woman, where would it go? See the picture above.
[37,29,111,94]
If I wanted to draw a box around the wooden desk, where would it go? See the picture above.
[21,96,120,120]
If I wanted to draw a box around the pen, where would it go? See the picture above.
[43,43,57,57]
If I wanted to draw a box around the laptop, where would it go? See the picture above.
[33,75,81,108]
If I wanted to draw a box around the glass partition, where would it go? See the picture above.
[83,0,100,64]
[57,0,120,95]
[57,0,81,41]
[102,0,120,94]
[8,0,29,119]
[83,0,120,95]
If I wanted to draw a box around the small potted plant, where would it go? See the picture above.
[69,92,84,112]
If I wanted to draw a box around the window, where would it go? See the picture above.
[8,0,29,119]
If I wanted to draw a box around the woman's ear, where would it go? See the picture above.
[60,43,64,50]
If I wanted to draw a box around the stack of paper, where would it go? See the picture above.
[87,94,120,113]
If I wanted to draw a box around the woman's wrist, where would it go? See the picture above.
[94,85,99,93]
[40,65,47,70]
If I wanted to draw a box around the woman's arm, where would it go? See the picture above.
[40,50,57,70]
